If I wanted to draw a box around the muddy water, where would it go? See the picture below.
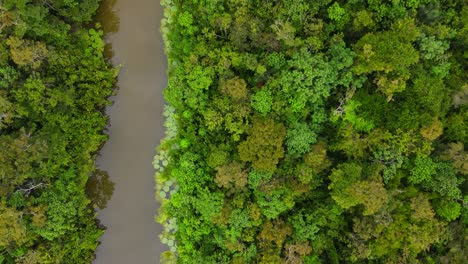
[93,0,166,263]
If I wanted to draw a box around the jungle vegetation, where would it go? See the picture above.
[157,0,467,263]
[0,0,116,263]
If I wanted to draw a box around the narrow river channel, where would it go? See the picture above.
[93,0,166,263]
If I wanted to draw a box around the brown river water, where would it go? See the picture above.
[93,0,166,263]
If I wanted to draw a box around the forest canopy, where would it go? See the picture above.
[0,0,115,263]
[157,0,467,263]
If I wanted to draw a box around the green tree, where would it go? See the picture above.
[353,18,419,99]
[435,199,462,221]
[439,142,468,175]
[6,36,48,69]
[219,77,248,101]
[328,2,349,29]
[0,203,27,247]
[251,89,272,116]
[286,122,317,155]
[215,162,248,192]
[238,118,286,173]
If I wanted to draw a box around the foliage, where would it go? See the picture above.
[251,89,272,116]
[238,118,286,173]
[0,0,115,262]
[158,0,467,263]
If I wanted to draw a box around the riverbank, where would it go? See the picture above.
[155,1,467,263]
[0,1,115,263]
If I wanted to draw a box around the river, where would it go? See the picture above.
[93,0,166,263]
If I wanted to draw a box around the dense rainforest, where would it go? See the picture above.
[0,0,116,263]
[157,0,467,263]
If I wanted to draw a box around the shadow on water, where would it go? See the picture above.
[86,169,115,210]
[94,0,120,60]
[95,0,120,33]
[86,0,120,211]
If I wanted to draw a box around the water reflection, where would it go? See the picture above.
[86,169,115,210]
[86,0,119,211]
[95,0,120,33]
[94,0,120,60]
